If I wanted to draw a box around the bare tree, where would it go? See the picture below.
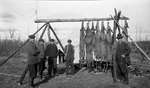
[9,29,16,39]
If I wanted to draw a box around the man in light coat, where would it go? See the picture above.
[17,35,40,87]
[64,39,75,75]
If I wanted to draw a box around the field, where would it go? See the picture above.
[0,41,150,88]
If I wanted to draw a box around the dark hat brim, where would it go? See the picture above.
[28,35,35,39]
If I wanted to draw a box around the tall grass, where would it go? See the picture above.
[0,39,24,56]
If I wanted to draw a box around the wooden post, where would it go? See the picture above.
[35,17,129,23]
[39,24,48,40]
[111,8,121,82]
[48,23,65,52]
[0,23,47,66]
[47,27,51,41]
[123,20,129,41]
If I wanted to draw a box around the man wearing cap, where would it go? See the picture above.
[45,39,58,78]
[26,35,40,87]
[64,39,75,75]
[38,39,46,80]
[17,35,40,87]
[115,33,131,84]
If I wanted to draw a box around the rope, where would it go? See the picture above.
[110,15,150,61]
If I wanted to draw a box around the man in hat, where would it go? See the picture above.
[26,35,40,87]
[17,35,40,87]
[45,39,58,78]
[115,33,131,84]
[38,39,46,80]
[64,39,75,75]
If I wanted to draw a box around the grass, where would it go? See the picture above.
[0,40,150,88]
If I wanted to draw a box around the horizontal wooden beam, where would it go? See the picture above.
[35,17,129,23]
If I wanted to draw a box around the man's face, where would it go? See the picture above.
[50,41,54,44]
[30,39,35,43]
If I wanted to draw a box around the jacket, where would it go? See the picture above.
[64,44,74,62]
[45,43,58,58]
[26,41,40,64]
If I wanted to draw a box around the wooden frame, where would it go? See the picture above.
[35,17,129,23]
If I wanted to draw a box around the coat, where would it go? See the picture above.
[115,40,131,80]
[26,41,40,65]
[38,42,45,59]
[45,43,58,58]
[64,44,74,63]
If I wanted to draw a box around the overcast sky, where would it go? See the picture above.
[0,0,150,41]
[1,0,150,62]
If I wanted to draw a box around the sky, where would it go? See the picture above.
[0,0,150,41]
[0,0,150,62]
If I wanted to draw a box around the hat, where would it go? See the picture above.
[39,39,44,42]
[67,39,72,43]
[28,35,35,39]
[50,39,55,42]
[117,33,123,39]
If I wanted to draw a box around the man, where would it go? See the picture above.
[64,39,75,75]
[17,35,40,87]
[115,33,131,84]
[38,39,46,80]
[45,39,58,78]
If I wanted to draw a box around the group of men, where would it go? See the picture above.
[17,27,131,87]
[17,35,75,87]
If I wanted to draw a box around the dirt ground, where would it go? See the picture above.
[0,56,150,88]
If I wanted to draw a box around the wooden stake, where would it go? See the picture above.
[47,27,51,41]
[48,24,65,52]
[111,8,121,82]
[35,17,129,23]
[39,24,48,40]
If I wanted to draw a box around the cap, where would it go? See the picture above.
[50,39,55,42]
[39,39,44,42]
[67,39,72,43]
[28,35,35,39]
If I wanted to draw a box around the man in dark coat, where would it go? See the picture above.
[17,35,40,87]
[38,39,46,80]
[64,39,75,75]
[115,33,131,84]
[45,39,58,77]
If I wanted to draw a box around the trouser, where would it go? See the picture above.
[66,59,74,75]
[48,57,57,77]
[87,61,94,72]
[111,62,116,82]
[28,63,38,86]
[116,63,129,84]
[38,58,46,79]
[18,65,28,83]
